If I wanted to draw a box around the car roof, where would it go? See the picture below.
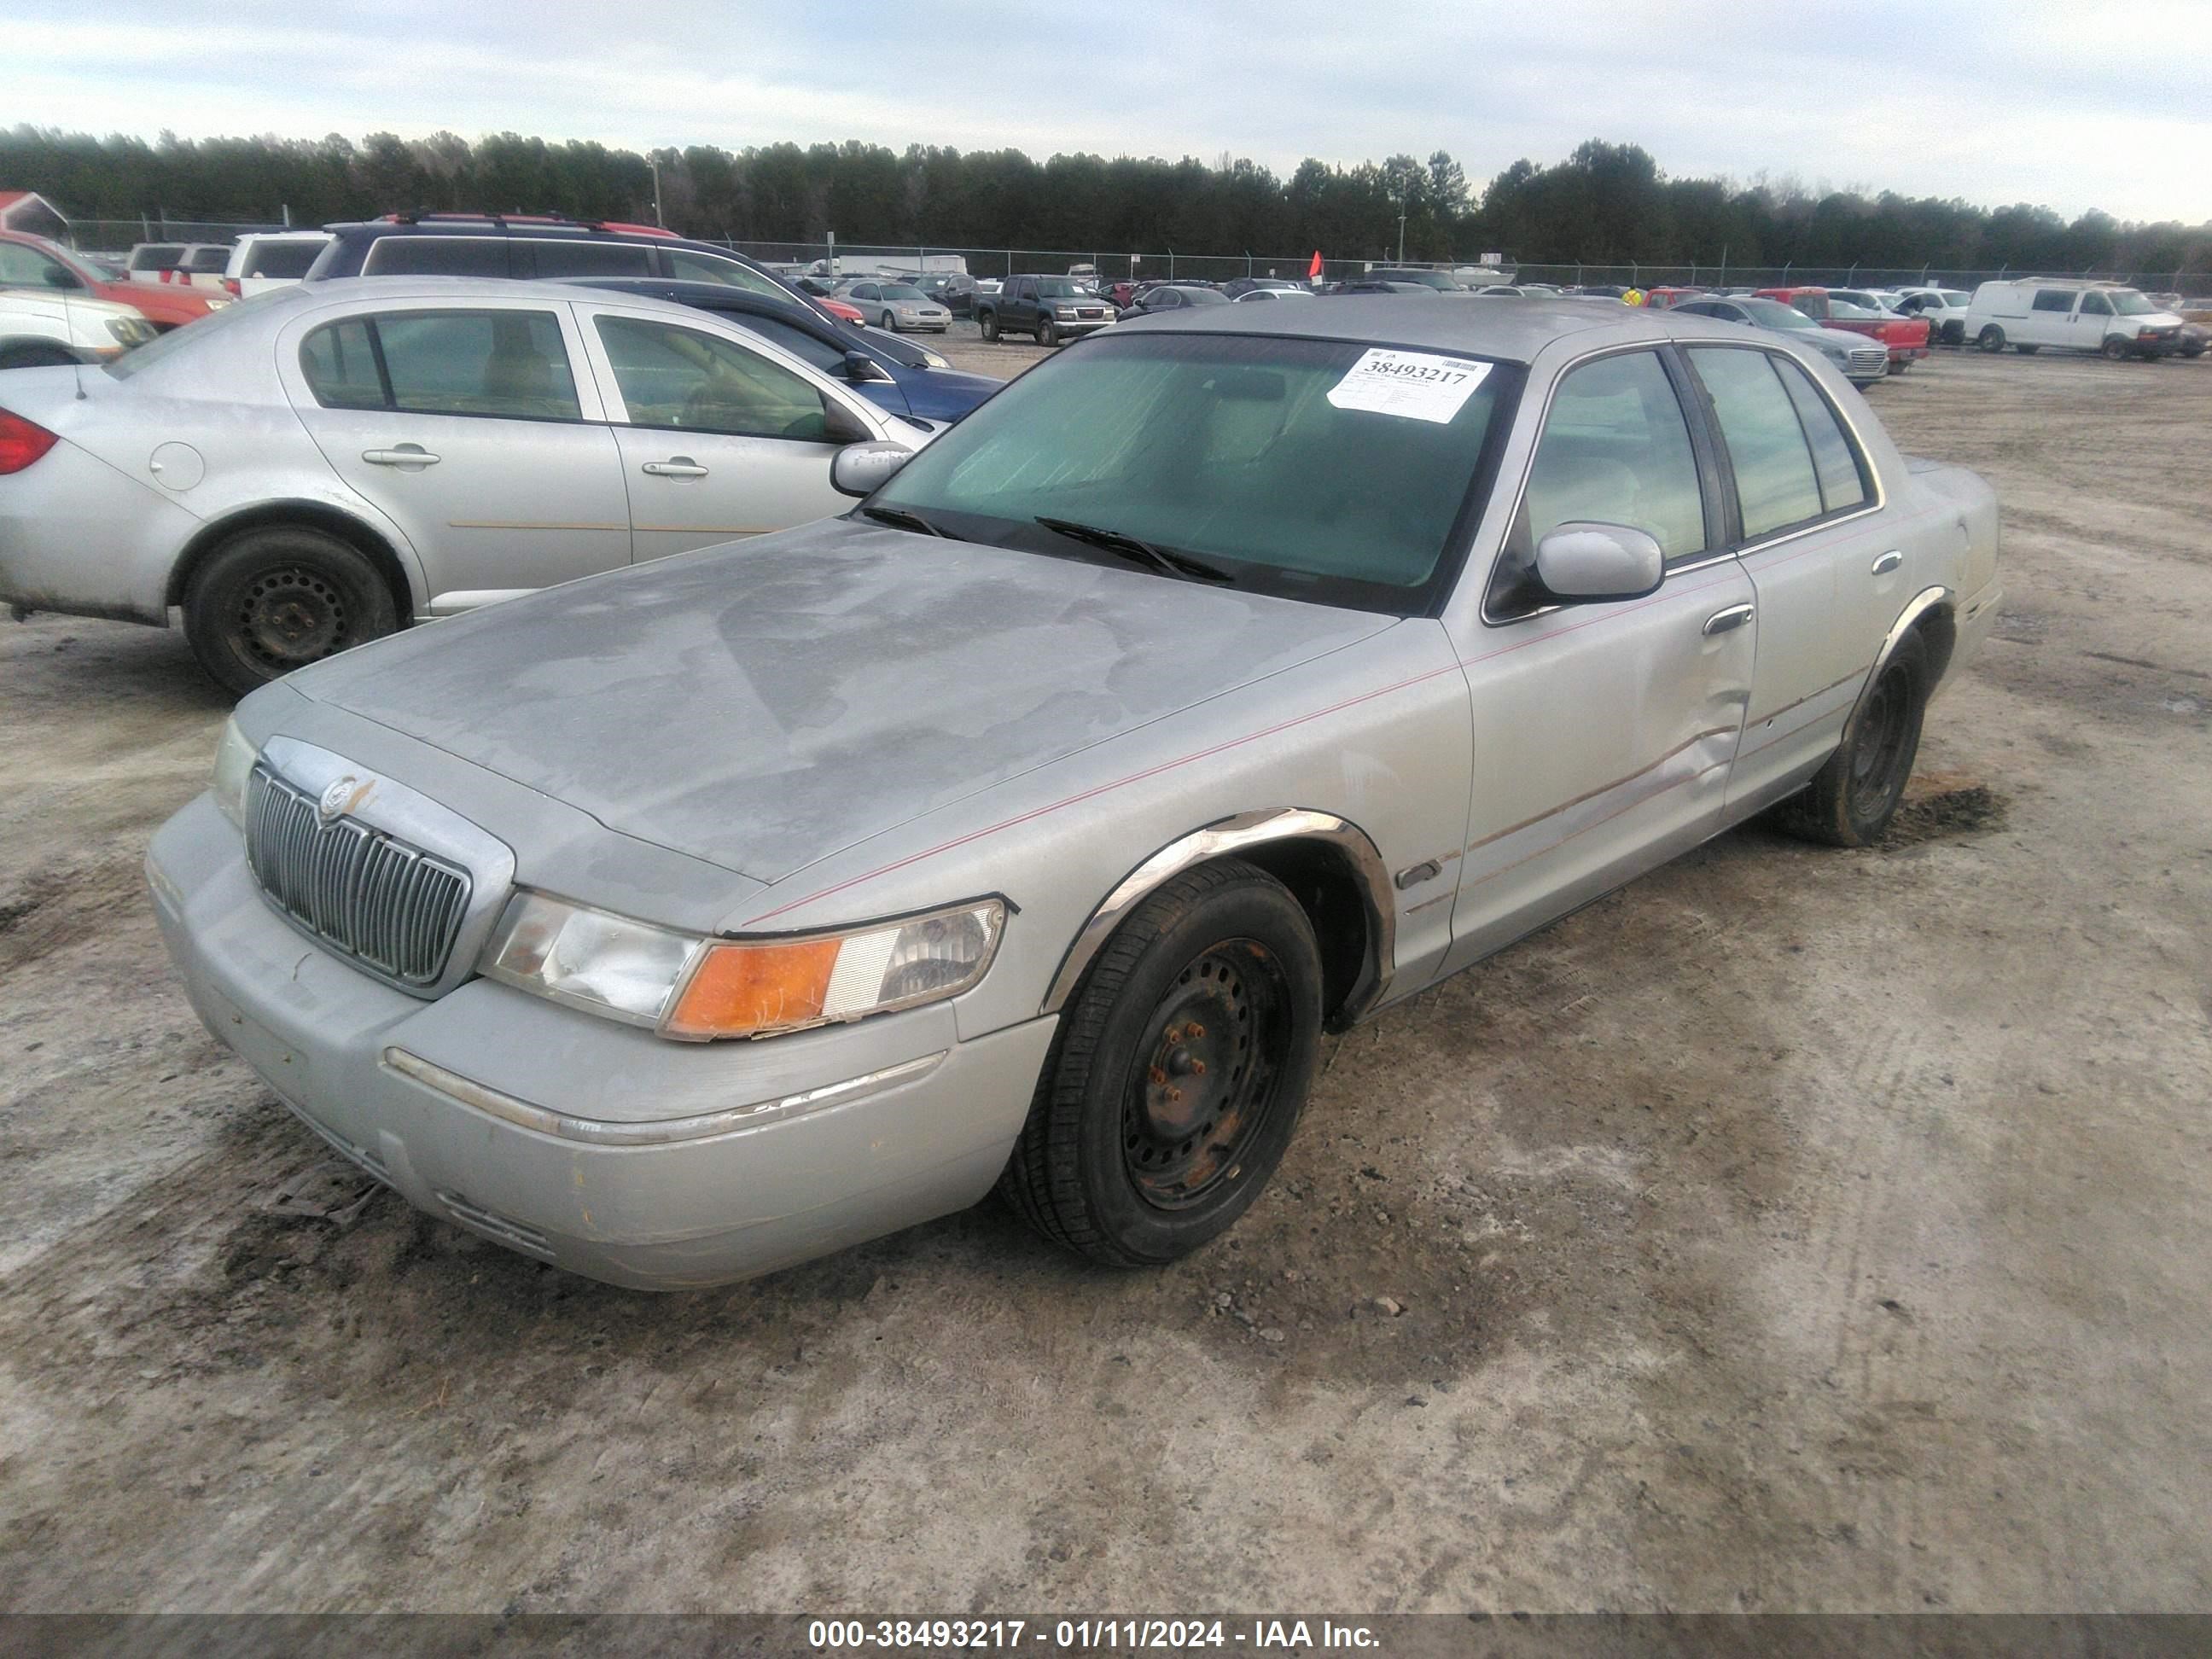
[1110,294,1742,364]
[557,276,823,317]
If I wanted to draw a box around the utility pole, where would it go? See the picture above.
[1395,201,1407,265]
[649,156,666,228]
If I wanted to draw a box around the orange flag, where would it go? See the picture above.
[1307,250,1324,280]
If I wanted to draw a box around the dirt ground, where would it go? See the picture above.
[1,337,2208,1615]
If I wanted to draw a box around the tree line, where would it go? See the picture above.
[4,125,2205,279]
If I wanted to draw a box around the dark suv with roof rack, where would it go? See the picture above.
[303,214,821,309]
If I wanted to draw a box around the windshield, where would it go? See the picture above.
[1740,297,1818,329]
[869,332,1519,615]
[1827,301,1877,318]
[1033,277,1086,298]
[1173,287,1231,306]
[879,285,927,301]
[2109,290,2157,316]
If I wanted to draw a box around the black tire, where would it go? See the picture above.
[1773,631,1931,847]
[182,525,400,696]
[1977,325,2005,352]
[998,859,1324,1267]
[1943,319,1965,346]
[2015,343,2039,354]
[1037,317,1059,347]
[978,309,999,342]
[0,343,79,370]
[2182,340,2204,359]
[2099,335,2130,361]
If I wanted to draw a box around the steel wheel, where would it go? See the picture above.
[1845,658,1916,825]
[1121,940,1294,1210]
[183,525,399,696]
[239,565,349,672]
[1773,630,1930,847]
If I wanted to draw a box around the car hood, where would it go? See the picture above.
[1808,326,1877,352]
[286,519,1398,882]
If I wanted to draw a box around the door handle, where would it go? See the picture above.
[1703,603,1755,637]
[361,445,439,468]
[1871,550,1904,575]
[641,458,708,479]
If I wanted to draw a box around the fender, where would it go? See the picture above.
[1852,585,1953,731]
[1040,808,1396,1023]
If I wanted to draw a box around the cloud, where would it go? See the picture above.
[3,0,2204,222]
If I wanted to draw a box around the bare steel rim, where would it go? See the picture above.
[1847,657,1916,822]
[237,565,351,672]
[1120,938,1292,1211]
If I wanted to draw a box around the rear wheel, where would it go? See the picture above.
[183,525,399,696]
[1977,325,2006,352]
[1773,631,1930,848]
[0,343,79,370]
[998,859,1323,1267]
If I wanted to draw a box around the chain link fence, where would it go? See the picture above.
[49,221,2212,300]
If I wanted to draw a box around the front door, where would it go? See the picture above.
[1441,346,1755,974]
[283,301,630,611]
[583,309,856,564]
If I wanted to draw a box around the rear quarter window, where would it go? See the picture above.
[519,242,656,278]
[362,237,511,277]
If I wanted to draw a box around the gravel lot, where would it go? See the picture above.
[2,338,2208,1615]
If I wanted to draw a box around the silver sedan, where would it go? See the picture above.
[150,298,2000,1288]
[835,281,953,334]
[1669,294,1893,385]
[0,276,926,692]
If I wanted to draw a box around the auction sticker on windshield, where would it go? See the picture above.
[1325,349,1492,423]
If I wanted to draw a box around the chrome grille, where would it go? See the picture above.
[1848,345,1888,375]
[1077,308,1104,319]
[244,766,471,987]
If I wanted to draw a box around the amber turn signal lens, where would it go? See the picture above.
[665,939,843,1039]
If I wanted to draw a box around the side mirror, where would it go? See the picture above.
[843,351,894,384]
[830,441,914,498]
[1534,522,1664,603]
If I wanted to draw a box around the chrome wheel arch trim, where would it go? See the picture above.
[1039,808,1395,1022]
[1848,583,1953,733]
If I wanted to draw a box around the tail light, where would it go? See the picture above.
[222,277,242,297]
[0,409,60,475]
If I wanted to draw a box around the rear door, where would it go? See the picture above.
[1679,345,1896,814]
[279,298,632,611]
[1441,345,1756,972]
[578,304,868,564]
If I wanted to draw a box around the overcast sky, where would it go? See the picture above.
[6,0,2206,225]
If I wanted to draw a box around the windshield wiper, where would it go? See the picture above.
[1033,516,1235,585]
[859,504,958,539]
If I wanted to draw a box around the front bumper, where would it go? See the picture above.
[148,793,1055,1289]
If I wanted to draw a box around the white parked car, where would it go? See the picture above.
[1965,280,2186,359]
[0,276,928,691]
[1888,287,1974,346]
[221,231,335,299]
[125,242,232,289]
[0,288,158,369]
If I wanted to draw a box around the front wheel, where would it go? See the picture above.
[1772,631,1930,847]
[880,310,898,332]
[183,525,399,696]
[1037,317,1059,347]
[2100,336,2130,361]
[2016,343,2040,354]
[1977,325,2006,352]
[998,859,1323,1267]
[978,310,999,342]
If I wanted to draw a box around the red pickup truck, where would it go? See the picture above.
[1756,286,1930,370]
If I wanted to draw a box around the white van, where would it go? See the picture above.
[1964,280,2185,359]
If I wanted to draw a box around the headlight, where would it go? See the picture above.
[1055,306,1078,317]
[919,348,951,370]
[480,892,1004,1040]
[211,716,259,826]
[106,317,153,346]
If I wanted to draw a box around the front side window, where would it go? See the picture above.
[2031,289,2076,312]
[662,249,787,298]
[1686,348,1825,540]
[0,242,67,287]
[870,331,1517,616]
[728,314,846,373]
[2080,292,2113,317]
[1490,350,1707,613]
[595,314,830,439]
[298,309,582,420]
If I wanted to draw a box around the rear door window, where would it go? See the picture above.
[300,309,582,420]
[362,236,511,277]
[1685,347,1825,539]
[1768,356,1869,514]
[594,314,830,439]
